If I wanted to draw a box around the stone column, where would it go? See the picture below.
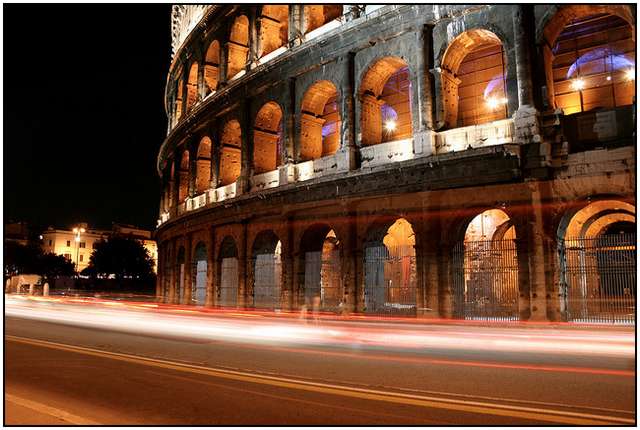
[197,59,206,100]
[156,246,164,299]
[525,182,551,321]
[238,100,252,195]
[420,221,441,318]
[512,5,541,144]
[281,218,294,310]
[341,51,358,171]
[341,213,358,313]
[219,36,229,87]
[183,234,193,305]
[288,5,302,47]
[248,7,258,69]
[169,239,177,304]
[188,144,197,198]
[238,222,249,308]
[437,232,455,319]
[206,228,216,306]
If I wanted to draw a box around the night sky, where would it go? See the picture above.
[4,4,172,232]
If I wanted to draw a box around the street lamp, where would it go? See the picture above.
[73,227,85,272]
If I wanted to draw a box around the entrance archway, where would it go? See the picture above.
[453,209,519,320]
[218,236,239,307]
[363,218,417,315]
[193,242,207,305]
[359,57,412,146]
[559,199,635,323]
[300,225,342,311]
[252,231,282,309]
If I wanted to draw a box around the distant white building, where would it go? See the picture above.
[41,223,157,273]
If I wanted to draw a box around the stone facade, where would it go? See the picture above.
[156,5,636,323]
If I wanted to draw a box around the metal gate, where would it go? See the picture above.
[194,260,207,305]
[560,234,635,324]
[253,253,282,309]
[452,239,519,320]
[304,249,342,310]
[219,257,238,307]
[178,263,185,303]
[364,245,416,316]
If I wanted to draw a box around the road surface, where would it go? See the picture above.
[4,295,636,425]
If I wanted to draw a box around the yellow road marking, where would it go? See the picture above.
[5,335,635,425]
[5,393,100,425]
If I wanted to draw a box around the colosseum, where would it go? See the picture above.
[155,4,636,324]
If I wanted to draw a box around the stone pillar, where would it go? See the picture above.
[285,77,296,164]
[341,51,358,171]
[512,5,541,144]
[207,228,216,306]
[360,94,384,146]
[169,239,177,304]
[238,101,252,195]
[219,38,229,86]
[181,66,189,118]
[183,234,193,305]
[156,246,164,299]
[288,5,303,47]
[525,182,551,321]
[421,222,441,318]
[341,213,358,313]
[248,7,258,69]
[238,222,249,308]
[188,145,197,198]
[421,25,436,132]
[437,231,455,319]
[281,218,294,310]
[197,59,206,100]
[171,157,180,208]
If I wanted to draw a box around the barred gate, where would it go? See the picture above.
[193,260,207,305]
[560,234,635,324]
[452,239,519,321]
[253,253,282,309]
[303,249,342,310]
[364,245,417,316]
[219,257,238,307]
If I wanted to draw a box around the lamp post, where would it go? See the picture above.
[73,227,85,273]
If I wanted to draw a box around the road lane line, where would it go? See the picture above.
[5,393,100,425]
[5,335,635,425]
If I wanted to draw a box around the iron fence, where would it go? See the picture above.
[219,257,239,307]
[560,233,635,324]
[253,253,282,309]
[364,245,417,316]
[303,250,342,310]
[452,239,519,321]
[193,260,207,305]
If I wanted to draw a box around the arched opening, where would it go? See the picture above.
[543,6,635,114]
[253,102,283,174]
[218,236,239,307]
[186,62,199,111]
[452,209,518,320]
[175,76,184,123]
[304,5,342,34]
[192,242,207,305]
[300,80,341,161]
[219,120,242,186]
[364,218,417,315]
[178,150,190,203]
[195,137,212,194]
[204,40,220,94]
[228,15,249,79]
[259,6,288,58]
[559,199,635,323]
[176,246,186,303]
[359,57,413,146]
[252,231,282,309]
[299,225,342,311]
[440,30,507,128]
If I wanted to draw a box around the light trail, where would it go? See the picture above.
[5,295,635,368]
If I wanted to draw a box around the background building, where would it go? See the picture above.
[155,5,636,324]
[42,223,157,273]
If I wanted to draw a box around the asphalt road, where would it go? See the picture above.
[4,298,636,425]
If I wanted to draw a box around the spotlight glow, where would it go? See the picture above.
[624,68,635,81]
[571,79,585,91]
[384,120,397,132]
[486,97,507,110]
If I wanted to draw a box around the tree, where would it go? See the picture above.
[37,252,75,284]
[86,236,155,282]
[3,242,75,284]
[4,241,43,277]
